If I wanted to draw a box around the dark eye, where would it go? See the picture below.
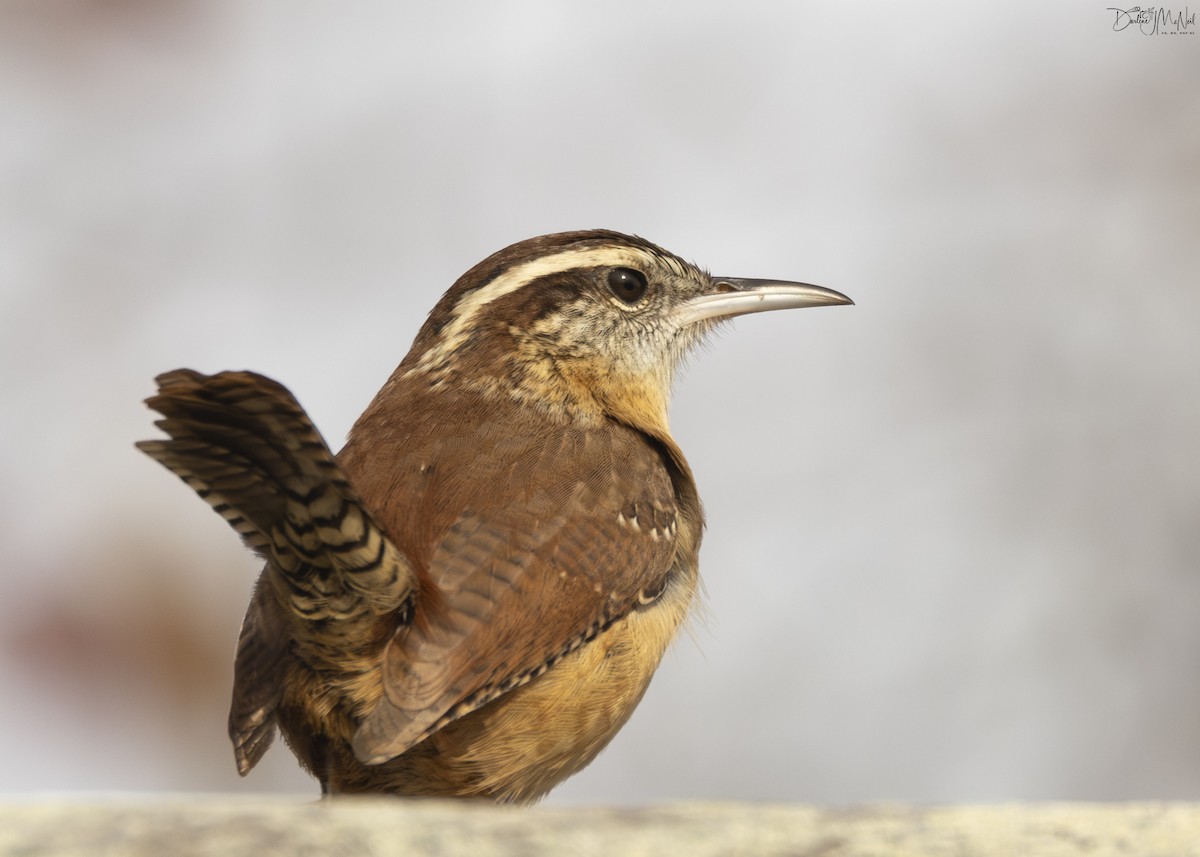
[607,268,648,305]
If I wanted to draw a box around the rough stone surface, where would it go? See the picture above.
[1,798,1198,857]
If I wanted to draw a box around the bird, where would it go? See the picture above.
[137,229,851,803]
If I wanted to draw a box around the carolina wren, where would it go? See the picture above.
[138,230,851,802]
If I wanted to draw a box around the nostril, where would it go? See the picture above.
[714,282,737,294]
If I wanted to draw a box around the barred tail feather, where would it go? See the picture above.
[136,369,414,621]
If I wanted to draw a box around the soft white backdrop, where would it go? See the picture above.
[1,0,1197,803]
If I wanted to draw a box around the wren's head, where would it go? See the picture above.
[399,230,851,432]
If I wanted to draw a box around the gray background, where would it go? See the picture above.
[2,1,1197,803]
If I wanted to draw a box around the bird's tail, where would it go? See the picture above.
[138,369,416,775]
[136,369,414,623]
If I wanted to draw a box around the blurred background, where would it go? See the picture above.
[1,0,1197,804]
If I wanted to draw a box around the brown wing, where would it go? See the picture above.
[350,419,680,765]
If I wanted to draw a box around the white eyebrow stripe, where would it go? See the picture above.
[409,244,681,374]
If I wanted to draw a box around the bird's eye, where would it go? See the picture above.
[607,268,648,305]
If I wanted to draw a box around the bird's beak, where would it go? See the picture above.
[674,278,853,326]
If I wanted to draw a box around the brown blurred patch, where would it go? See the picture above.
[3,532,248,725]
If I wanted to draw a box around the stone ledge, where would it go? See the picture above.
[2,798,1198,857]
